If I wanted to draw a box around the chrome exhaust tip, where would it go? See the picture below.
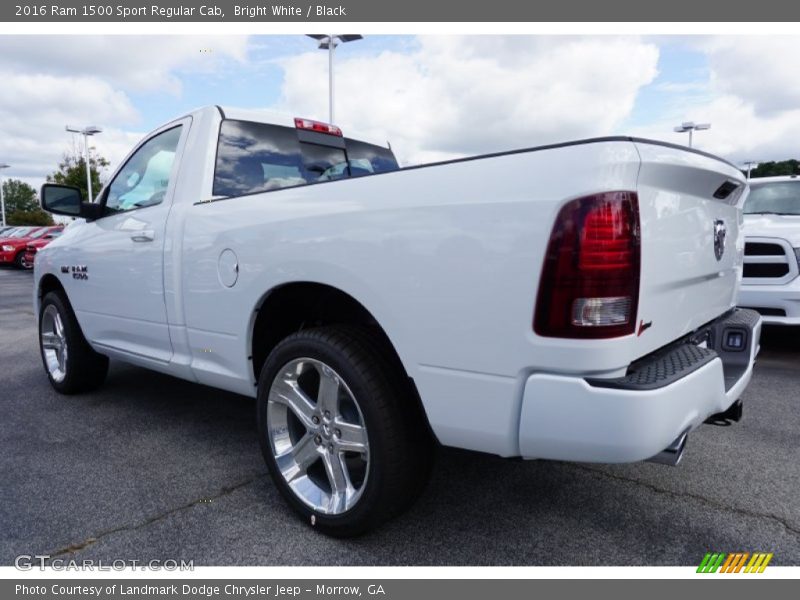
[646,431,688,466]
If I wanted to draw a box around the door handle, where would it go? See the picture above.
[130,230,155,242]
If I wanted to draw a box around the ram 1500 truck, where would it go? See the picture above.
[737,175,800,325]
[35,106,760,536]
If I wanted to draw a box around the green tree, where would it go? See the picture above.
[2,178,53,226]
[7,209,53,226]
[47,151,110,202]
[746,160,800,178]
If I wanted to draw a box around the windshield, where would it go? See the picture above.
[28,228,53,240]
[744,181,800,215]
[8,227,35,238]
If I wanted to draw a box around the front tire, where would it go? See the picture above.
[39,291,109,394]
[257,325,432,537]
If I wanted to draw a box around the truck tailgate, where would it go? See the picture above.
[632,141,747,358]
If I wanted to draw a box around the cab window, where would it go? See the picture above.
[105,126,183,213]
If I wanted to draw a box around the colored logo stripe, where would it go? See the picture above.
[697,552,773,573]
[697,553,726,573]
[745,553,773,573]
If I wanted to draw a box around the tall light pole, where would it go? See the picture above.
[673,121,710,148]
[743,160,759,180]
[66,125,102,202]
[306,34,363,124]
[0,163,9,227]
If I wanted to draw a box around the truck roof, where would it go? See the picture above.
[182,105,386,148]
[749,175,800,184]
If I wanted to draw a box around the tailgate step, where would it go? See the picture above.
[586,344,717,391]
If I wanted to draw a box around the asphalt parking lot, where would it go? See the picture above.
[1,266,798,566]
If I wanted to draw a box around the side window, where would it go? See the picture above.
[105,126,183,213]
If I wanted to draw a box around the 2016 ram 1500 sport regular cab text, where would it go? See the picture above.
[35,106,760,535]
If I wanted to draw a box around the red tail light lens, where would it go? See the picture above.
[534,191,640,339]
[294,117,343,137]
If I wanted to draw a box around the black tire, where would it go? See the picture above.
[257,325,433,537]
[13,251,25,269]
[39,291,109,394]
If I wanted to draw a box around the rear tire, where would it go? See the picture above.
[257,325,432,537]
[39,291,109,394]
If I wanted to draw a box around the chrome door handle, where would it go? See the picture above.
[130,230,155,242]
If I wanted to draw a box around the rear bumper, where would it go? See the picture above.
[739,278,800,325]
[518,309,761,463]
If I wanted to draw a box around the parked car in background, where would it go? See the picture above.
[35,106,759,536]
[0,226,18,236]
[738,175,800,325]
[0,226,37,241]
[21,229,63,270]
[1,226,60,268]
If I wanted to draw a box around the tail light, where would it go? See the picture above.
[294,117,342,137]
[534,191,640,339]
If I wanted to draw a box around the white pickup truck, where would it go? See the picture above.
[36,106,760,535]
[738,175,800,325]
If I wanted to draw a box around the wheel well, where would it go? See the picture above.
[38,274,66,304]
[251,282,431,432]
[252,283,392,378]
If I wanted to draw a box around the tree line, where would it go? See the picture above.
[2,151,109,226]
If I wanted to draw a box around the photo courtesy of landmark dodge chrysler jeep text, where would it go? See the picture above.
[35,106,760,535]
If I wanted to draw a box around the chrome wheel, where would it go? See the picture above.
[267,357,370,515]
[41,304,68,383]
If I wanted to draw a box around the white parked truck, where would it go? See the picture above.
[738,175,800,325]
[35,106,760,535]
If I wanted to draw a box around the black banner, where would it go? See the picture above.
[4,579,798,600]
[1,0,798,22]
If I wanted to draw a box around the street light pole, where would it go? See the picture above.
[329,37,335,123]
[673,121,711,148]
[306,34,363,124]
[0,163,9,227]
[743,160,758,180]
[66,125,102,203]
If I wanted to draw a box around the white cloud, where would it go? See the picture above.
[0,36,248,192]
[0,71,141,184]
[274,36,660,165]
[0,36,248,94]
[705,37,800,117]
[630,95,800,163]
[628,36,800,163]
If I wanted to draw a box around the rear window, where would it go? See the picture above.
[744,181,800,216]
[213,120,399,198]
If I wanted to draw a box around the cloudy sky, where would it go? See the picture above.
[1,34,799,189]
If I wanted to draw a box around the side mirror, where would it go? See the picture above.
[40,184,103,221]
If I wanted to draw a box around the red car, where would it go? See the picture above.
[0,226,62,268]
[21,229,63,269]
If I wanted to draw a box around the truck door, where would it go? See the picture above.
[63,120,190,363]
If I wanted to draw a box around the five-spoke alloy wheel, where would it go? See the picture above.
[257,325,432,537]
[41,304,69,383]
[38,291,109,394]
[267,357,370,515]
